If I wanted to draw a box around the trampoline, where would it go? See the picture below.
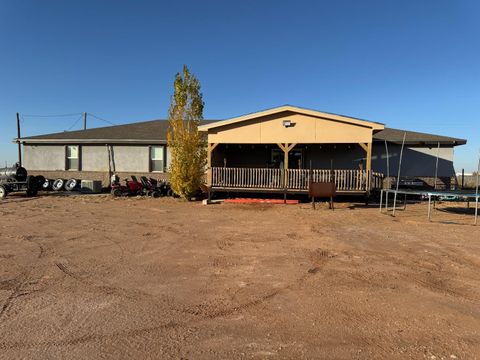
[378,132,479,225]
[379,188,479,225]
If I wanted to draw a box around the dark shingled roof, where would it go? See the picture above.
[20,120,217,143]
[19,119,466,146]
[373,128,466,145]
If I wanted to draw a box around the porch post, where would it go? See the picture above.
[366,142,372,191]
[277,143,297,188]
[207,143,219,186]
[358,142,373,192]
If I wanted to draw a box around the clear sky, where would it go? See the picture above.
[1,0,479,171]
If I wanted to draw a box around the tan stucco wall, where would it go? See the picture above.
[206,111,374,144]
[23,145,66,171]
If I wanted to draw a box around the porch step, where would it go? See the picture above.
[224,198,299,204]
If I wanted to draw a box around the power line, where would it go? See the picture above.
[22,112,83,118]
[87,112,117,126]
[65,114,85,131]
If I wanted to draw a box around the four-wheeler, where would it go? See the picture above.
[0,164,38,199]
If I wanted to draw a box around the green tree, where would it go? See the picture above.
[167,65,206,199]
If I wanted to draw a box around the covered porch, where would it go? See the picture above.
[207,142,384,195]
[199,105,386,196]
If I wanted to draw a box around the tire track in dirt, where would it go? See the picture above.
[0,250,332,350]
[0,236,48,322]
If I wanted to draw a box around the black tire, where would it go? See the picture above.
[167,189,174,197]
[64,179,78,191]
[35,175,46,188]
[151,191,160,198]
[52,179,64,191]
[26,175,37,192]
[111,188,122,197]
[0,185,7,199]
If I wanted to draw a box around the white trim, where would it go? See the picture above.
[198,105,385,131]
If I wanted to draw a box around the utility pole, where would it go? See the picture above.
[16,112,22,166]
[84,112,87,130]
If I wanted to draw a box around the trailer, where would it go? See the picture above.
[0,164,38,199]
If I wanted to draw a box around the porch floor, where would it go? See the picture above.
[211,186,371,196]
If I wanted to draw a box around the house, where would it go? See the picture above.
[199,106,466,195]
[18,119,215,185]
[17,105,466,192]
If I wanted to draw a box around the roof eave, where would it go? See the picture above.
[373,139,467,146]
[198,105,385,131]
[16,138,168,144]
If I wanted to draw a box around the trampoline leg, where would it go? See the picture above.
[379,190,383,212]
[392,191,398,217]
[403,194,407,210]
[428,195,432,221]
[385,191,389,212]
[475,197,478,225]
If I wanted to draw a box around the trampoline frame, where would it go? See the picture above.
[379,188,479,225]
[379,132,479,225]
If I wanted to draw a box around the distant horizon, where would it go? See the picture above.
[1,1,479,171]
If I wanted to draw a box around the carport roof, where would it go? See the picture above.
[373,127,466,145]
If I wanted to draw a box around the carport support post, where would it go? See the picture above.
[207,143,219,187]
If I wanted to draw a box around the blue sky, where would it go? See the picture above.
[1,0,479,171]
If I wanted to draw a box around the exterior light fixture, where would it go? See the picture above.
[283,120,292,128]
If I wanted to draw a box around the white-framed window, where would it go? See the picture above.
[150,146,164,172]
[66,145,79,170]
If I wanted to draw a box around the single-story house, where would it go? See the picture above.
[17,105,466,192]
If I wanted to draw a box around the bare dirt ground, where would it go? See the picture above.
[0,194,479,359]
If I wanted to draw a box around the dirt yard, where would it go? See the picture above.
[0,194,479,359]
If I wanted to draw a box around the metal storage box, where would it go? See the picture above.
[81,180,102,194]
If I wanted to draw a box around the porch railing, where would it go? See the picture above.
[211,167,384,192]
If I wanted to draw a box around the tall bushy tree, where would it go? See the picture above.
[167,65,206,199]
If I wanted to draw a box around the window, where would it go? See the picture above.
[150,146,164,172]
[66,145,79,170]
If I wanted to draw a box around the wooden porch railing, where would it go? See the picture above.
[211,167,384,192]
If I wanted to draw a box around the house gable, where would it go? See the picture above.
[200,106,385,144]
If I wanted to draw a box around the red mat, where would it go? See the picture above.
[224,198,299,204]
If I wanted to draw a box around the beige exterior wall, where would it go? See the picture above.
[207,111,374,144]
[23,145,66,171]
[81,146,109,171]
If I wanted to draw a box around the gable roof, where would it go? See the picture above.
[198,105,385,131]
[373,128,466,145]
[18,119,216,144]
